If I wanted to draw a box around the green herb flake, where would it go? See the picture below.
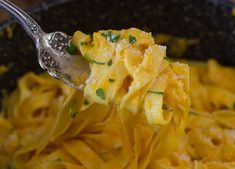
[147,90,164,95]
[7,162,13,169]
[83,54,93,63]
[163,57,172,62]
[101,32,106,37]
[84,99,89,105]
[89,34,93,41]
[109,79,115,83]
[107,59,113,66]
[52,158,62,165]
[83,54,105,65]
[96,88,105,100]
[53,158,62,162]
[233,102,235,110]
[80,41,88,46]
[101,31,120,43]
[129,35,137,44]
[71,112,78,118]
[173,120,177,128]
[70,101,78,118]
[92,60,106,65]
[162,104,173,111]
[66,44,79,55]
[189,111,200,116]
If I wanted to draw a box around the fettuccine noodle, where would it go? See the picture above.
[72,28,189,126]
[0,29,234,169]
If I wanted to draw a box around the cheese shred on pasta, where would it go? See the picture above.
[0,29,234,169]
[72,28,190,126]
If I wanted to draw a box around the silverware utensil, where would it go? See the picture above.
[0,0,90,90]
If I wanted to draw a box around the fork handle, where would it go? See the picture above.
[0,0,44,43]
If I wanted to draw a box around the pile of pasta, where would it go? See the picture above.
[0,30,235,168]
[151,59,235,169]
[0,71,186,169]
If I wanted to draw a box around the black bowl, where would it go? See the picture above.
[0,0,235,98]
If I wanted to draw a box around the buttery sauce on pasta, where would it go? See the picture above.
[72,28,189,126]
[0,29,234,169]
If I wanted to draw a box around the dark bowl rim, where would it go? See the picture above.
[0,0,75,31]
[0,0,235,32]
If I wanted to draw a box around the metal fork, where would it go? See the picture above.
[0,0,90,90]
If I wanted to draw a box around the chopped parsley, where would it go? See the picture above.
[96,88,105,100]
[83,54,105,65]
[80,41,88,46]
[164,57,175,62]
[101,31,120,43]
[233,102,235,110]
[129,35,137,44]
[107,59,113,66]
[7,162,13,169]
[147,90,164,95]
[71,112,78,118]
[162,104,173,111]
[92,60,105,65]
[164,57,170,61]
[83,54,93,63]
[189,111,199,116]
[109,79,115,83]
[84,99,89,105]
[53,158,62,162]
[70,101,78,118]
[89,34,93,41]
[52,158,62,165]
[66,44,79,55]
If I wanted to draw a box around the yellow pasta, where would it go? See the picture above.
[0,28,234,169]
[72,28,189,126]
